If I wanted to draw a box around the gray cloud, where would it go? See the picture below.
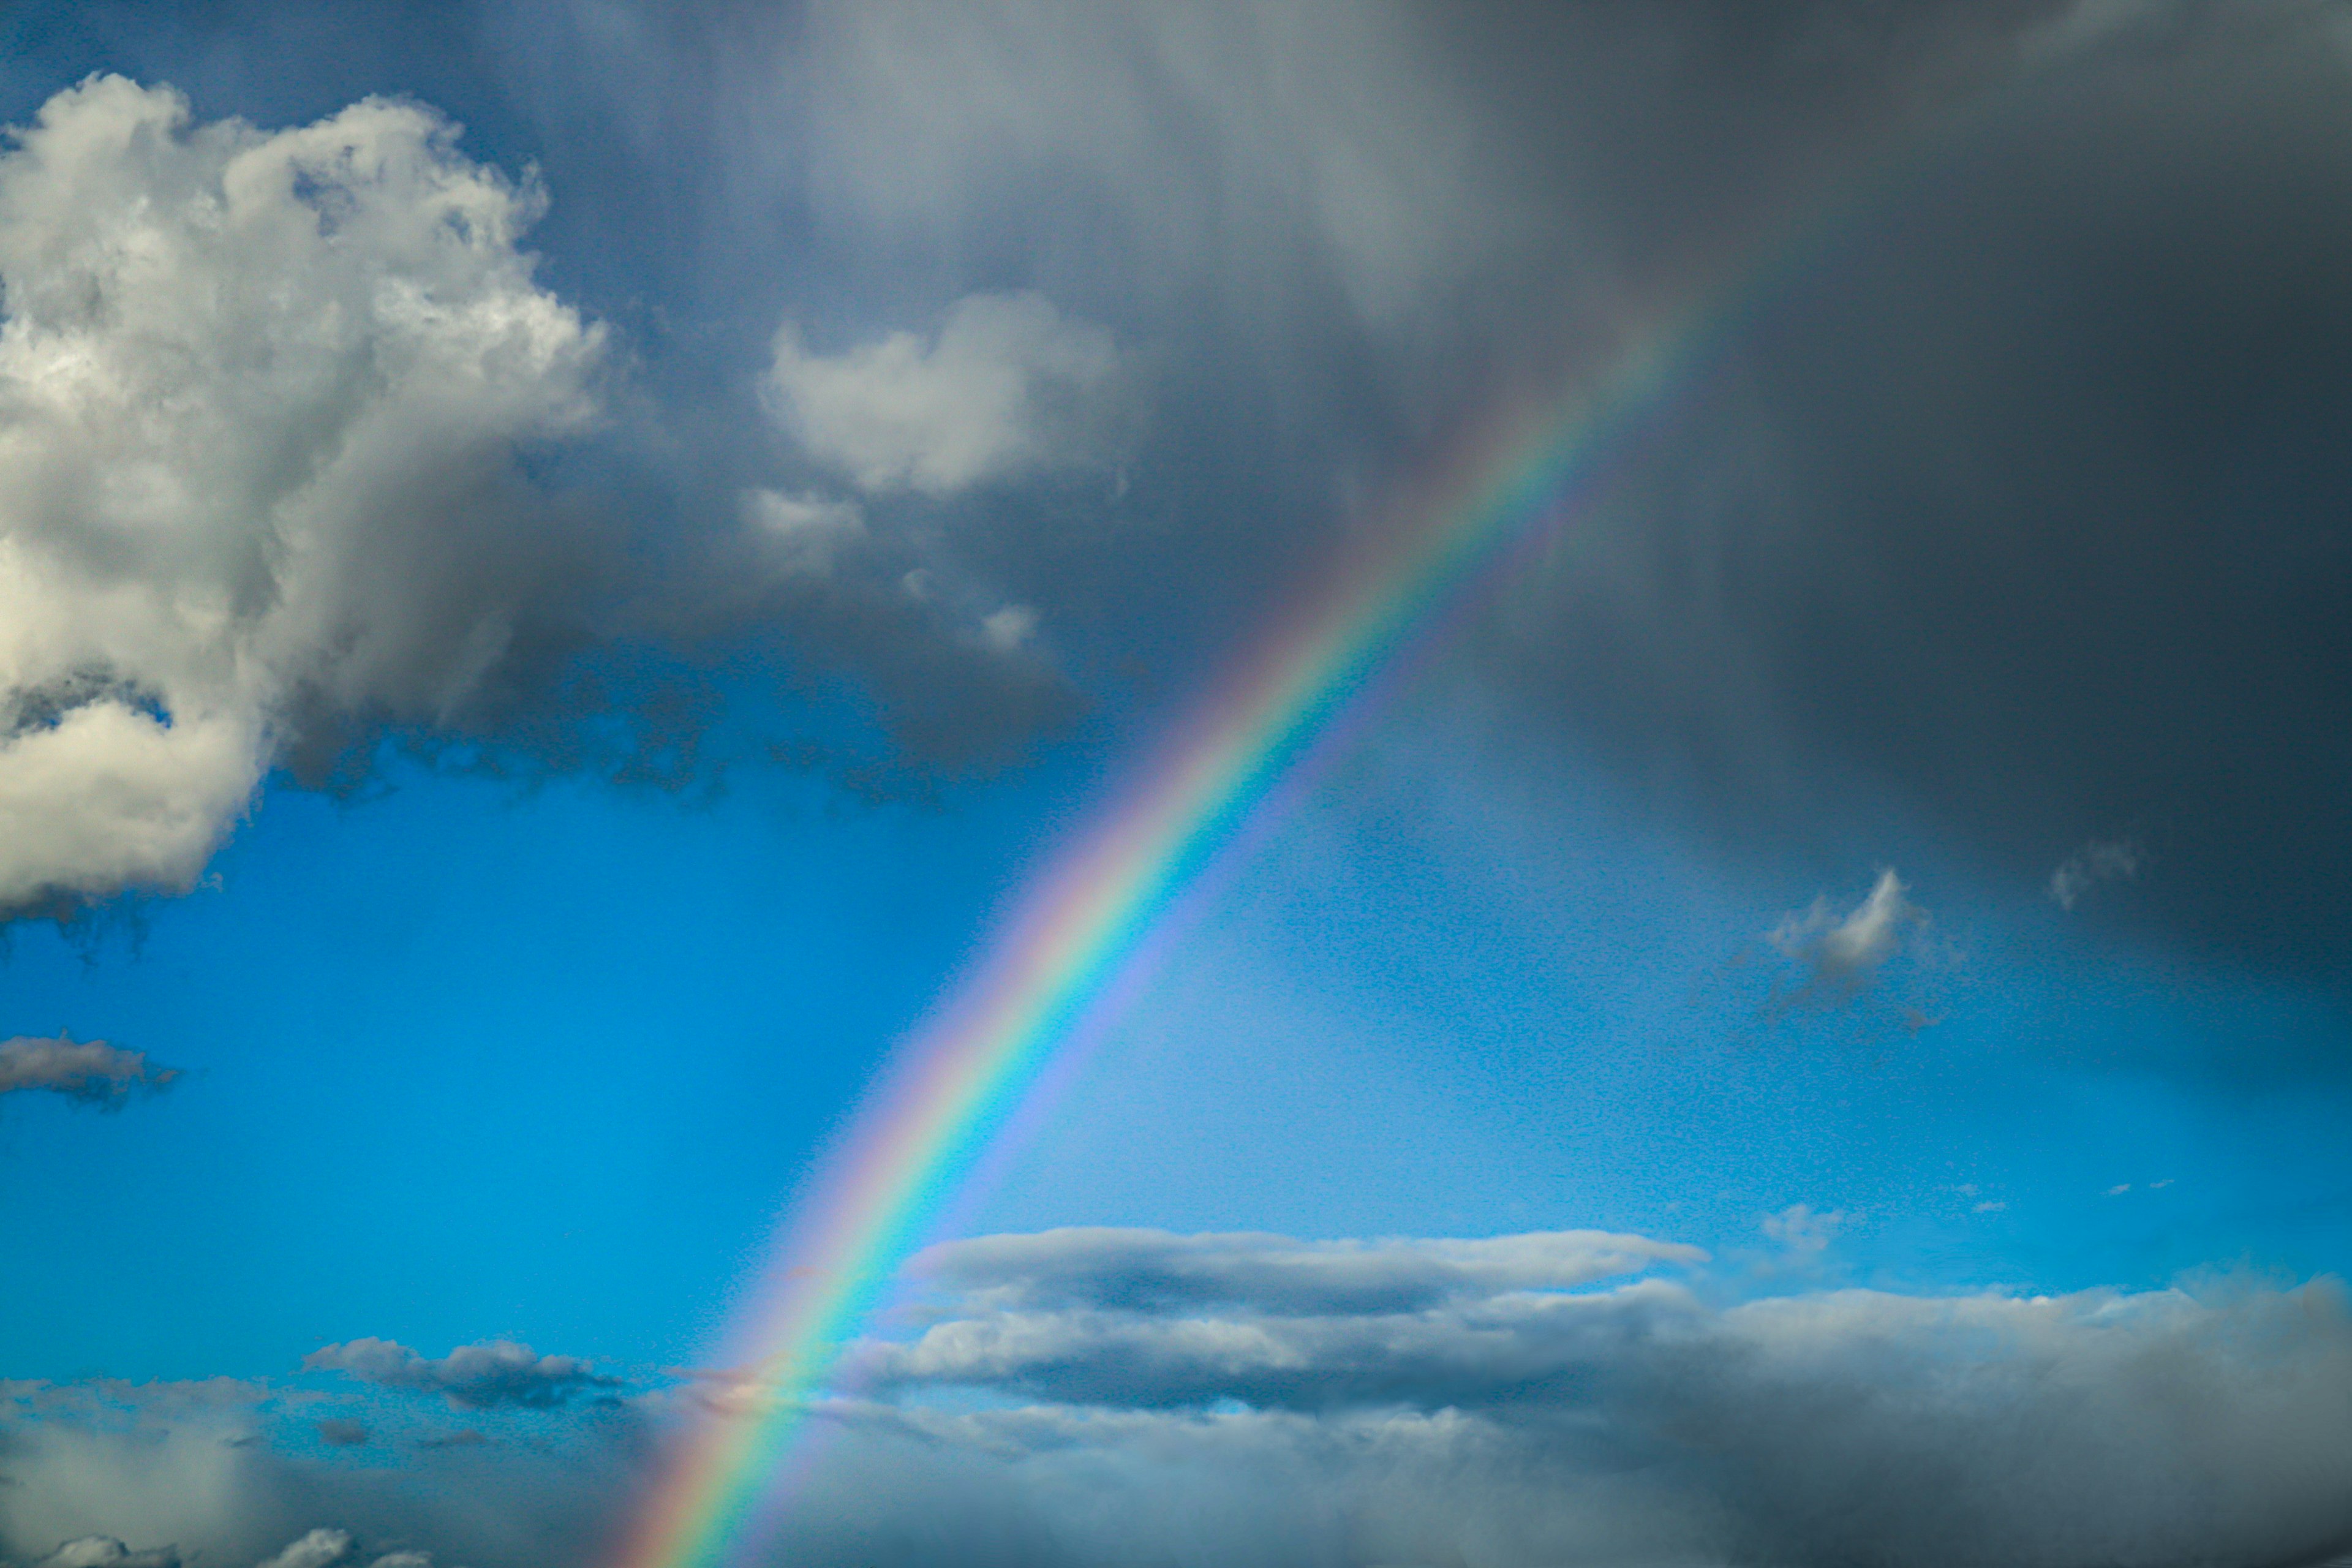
[27,1542,179,1568]
[1476,2,2352,990]
[301,1340,618,1411]
[2051,836,2146,910]
[17,1226,2352,1568]
[842,1226,2352,1568]
[906,1224,1706,1316]
[0,1035,176,1107]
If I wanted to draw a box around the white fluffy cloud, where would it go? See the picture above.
[0,77,603,913]
[0,1034,176,1106]
[762,292,1131,498]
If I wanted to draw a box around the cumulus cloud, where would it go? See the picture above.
[762,293,1134,498]
[0,76,603,913]
[301,1340,617,1411]
[2050,835,2145,910]
[0,1033,176,1106]
[1768,869,1924,1003]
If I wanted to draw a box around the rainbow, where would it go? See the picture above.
[611,148,1907,1559]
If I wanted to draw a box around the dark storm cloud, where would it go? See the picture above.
[1493,3,2352,987]
[702,0,2352,992]
[13,0,2309,972]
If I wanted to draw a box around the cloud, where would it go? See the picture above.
[739,489,866,579]
[18,1225,2352,1568]
[762,293,1135,498]
[831,1225,2352,1568]
[252,1531,357,1568]
[249,1529,430,1568]
[1767,869,1923,1001]
[0,76,603,913]
[1760,1202,1849,1256]
[28,1542,179,1568]
[311,1422,368,1450]
[0,1034,178,1107]
[301,1340,618,1411]
[1476,5,2352,990]
[907,1225,1706,1316]
[2051,836,2145,910]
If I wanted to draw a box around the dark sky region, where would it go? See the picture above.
[6,4,2352,1567]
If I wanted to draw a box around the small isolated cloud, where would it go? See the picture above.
[1768,869,1924,1003]
[1761,1204,1849,1256]
[2108,1183,2132,1196]
[249,1529,427,1568]
[29,1541,179,1568]
[763,292,1135,497]
[303,1339,617,1410]
[1974,1200,2007,1213]
[312,1420,369,1449]
[979,605,1039,654]
[255,1531,356,1568]
[0,1033,177,1107]
[2050,837,2146,910]
[741,488,865,578]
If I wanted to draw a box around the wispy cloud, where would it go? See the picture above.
[0,1034,178,1107]
[2051,838,2146,910]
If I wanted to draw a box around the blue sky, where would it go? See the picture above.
[6,5,2352,1568]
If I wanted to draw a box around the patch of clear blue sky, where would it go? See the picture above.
[7,649,2352,1386]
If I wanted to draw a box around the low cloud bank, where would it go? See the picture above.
[15,1227,2352,1568]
